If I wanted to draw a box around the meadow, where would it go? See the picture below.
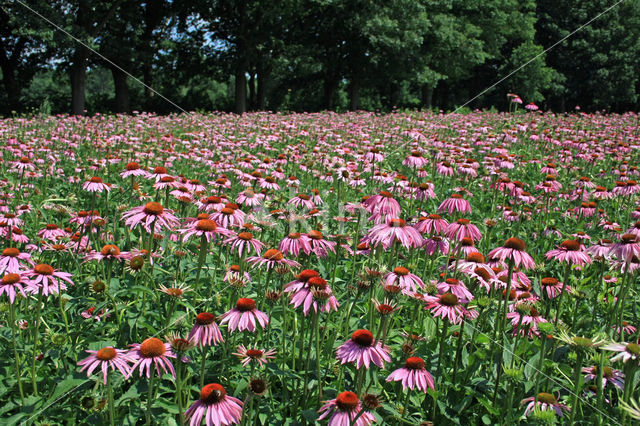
[0,109,639,425]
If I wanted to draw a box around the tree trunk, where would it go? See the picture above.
[422,85,433,109]
[0,65,20,114]
[111,67,130,114]
[235,59,248,114]
[70,46,88,115]
[323,76,338,110]
[248,67,256,111]
[257,65,270,110]
[349,77,360,111]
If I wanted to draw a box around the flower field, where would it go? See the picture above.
[1,110,639,425]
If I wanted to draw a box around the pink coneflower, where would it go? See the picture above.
[26,264,74,297]
[425,293,474,325]
[122,202,179,233]
[224,232,264,257]
[184,383,243,426]
[609,234,640,262]
[613,321,637,337]
[197,195,226,212]
[414,214,448,235]
[507,303,547,337]
[384,266,425,294]
[437,194,472,215]
[363,190,401,217]
[77,347,133,384]
[284,269,320,294]
[210,206,245,228]
[437,161,455,176]
[403,150,429,168]
[235,189,263,208]
[82,176,112,193]
[188,312,224,347]
[181,219,232,243]
[219,298,269,333]
[0,247,34,274]
[259,176,280,190]
[602,341,640,364]
[84,244,131,262]
[586,238,613,260]
[0,213,23,228]
[128,337,176,378]
[246,249,300,270]
[148,166,170,182]
[0,273,28,303]
[582,365,624,391]
[120,162,148,178]
[307,230,337,258]
[525,102,538,111]
[223,265,251,287]
[545,240,591,267]
[278,232,312,257]
[521,393,569,417]
[289,276,340,315]
[80,306,110,321]
[437,278,473,301]
[232,345,277,367]
[423,236,449,256]
[37,224,67,241]
[539,277,568,299]
[445,218,482,242]
[288,193,315,209]
[336,329,391,369]
[488,238,536,270]
[386,357,435,393]
[318,391,376,426]
[367,218,423,249]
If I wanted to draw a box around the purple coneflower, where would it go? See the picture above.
[602,341,640,364]
[122,202,179,233]
[437,193,472,215]
[521,392,569,417]
[219,298,269,333]
[232,345,277,367]
[367,218,423,249]
[128,337,176,378]
[318,391,376,426]
[77,346,133,383]
[386,356,435,393]
[336,329,391,369]
[184,383,243,426]
[189,312,224,347]
[82,176,112,193]
[582,365,624,391]
[488,237,536,270]
[0,273,28,303]
[384,267,425,294]
[246,249,300,270]
[545,240,591,267]
[224,232,264,257]
[26,264,74,296]
[278,232,312,257]
[0,247,33,274]
[445,218,482,242]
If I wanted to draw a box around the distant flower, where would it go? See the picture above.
[545,240,591,267]
[384,267,425,294]
[367,218,423,249]
[582,365,624,391]
[521,392,569,417]
[82,176,112,193]
[279,232,312,257]
[232,345,277,367]
[246,249,300,270]
[437,194,472,215]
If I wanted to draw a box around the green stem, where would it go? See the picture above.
[9,302,25,403]
[107,372,115,426]
[568,350,585,425]
[146,373,155,426]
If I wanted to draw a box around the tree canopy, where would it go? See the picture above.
[0,0,638,115]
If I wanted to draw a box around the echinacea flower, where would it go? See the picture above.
[582,365,624,391]
[77,346,133,384]
[437,193,472,215]
[488,238,536,270]
[425,293,474,325]
[181,219,232,242]
[386,356,435,393]
[232,345,277,367]
[26,264,74,297]
[545,240,591,267]
[414,214,448,235]
[318,391,376,426]
[602,341,640,364]
[184,383,243,426]
[189,312,224,347]
[246,249,300,270]
[521,392,569,417]
[128,337,176,378]
[122,202,179,233]
[0,272,28,303]
[219,298,269,333]
[609,234,640,263]
[336,329,391,369]
[82,176,112,192]
[367,218,423,249]
[539,277,567,299]
[278,232,312,257]
[445,218,482,242]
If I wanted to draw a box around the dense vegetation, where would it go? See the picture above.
[1,0,639,115]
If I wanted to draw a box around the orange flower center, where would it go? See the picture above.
[200,383,227,404]
[2,273,20,285]
[336,391,359,411]
[96,347,117,361]
[2,247,20,257]
[100,245,120,256]
[89,177,103,183]
[246,349,263,358]
[405,357,425,370]
[308,230,323,240]
[139,337,166,358]
[196,219,217,232]
[34,264,54,275]
[351,329,374,347]
[236,298,256,312]
[440,293,459,306]
[237,232,253,241]
[466,252,485,263]
[125,162,139,170]
[264,249,283,261]
[504,237,526,251]
[143,202,164,216]
[560,240,580,251]
[196,312,216,325]
[393,266,409,276]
